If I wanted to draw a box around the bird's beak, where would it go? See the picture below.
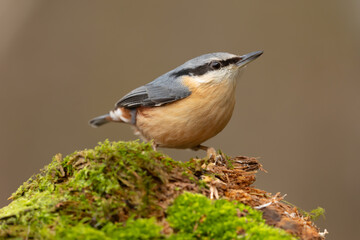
[236,51,263,68]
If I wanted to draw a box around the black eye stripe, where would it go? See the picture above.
[171,57,241,78]
[219,57,241,67]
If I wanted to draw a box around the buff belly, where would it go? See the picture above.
[134,78,237,149]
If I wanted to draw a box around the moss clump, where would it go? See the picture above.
[167,192,295,240]
[55,218,163,240]
[0,140,297,239]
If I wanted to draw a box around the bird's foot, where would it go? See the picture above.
[151,141,158,151]
[206,147,217,159]
[192,145,226,165]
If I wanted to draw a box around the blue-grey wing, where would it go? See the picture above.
[115,79,191,108]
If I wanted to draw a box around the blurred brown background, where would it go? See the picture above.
[0,1,359,239]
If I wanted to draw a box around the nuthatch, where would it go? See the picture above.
[90,51,263,154]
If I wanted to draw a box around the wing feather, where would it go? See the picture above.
[115,79,191,108]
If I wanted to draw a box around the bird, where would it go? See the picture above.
[89,51,263,156]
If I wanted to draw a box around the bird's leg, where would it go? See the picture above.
[151,141,158,151]
[192,145,217,159]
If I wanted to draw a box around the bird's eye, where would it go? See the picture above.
[209,61,221,70]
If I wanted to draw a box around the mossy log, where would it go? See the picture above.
[0,141,326,239]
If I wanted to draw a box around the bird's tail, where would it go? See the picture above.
[89,114,111,127]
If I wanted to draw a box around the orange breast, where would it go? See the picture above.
[135,76,237,149]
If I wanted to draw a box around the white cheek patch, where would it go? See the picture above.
[192,68,238,84]
[109,108,131,123]
[192,75,210,83]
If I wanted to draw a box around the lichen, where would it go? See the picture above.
[0,140,303,239]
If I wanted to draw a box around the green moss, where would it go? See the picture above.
[301,207,326,221]
[0,140,297,239]
[167,192,296,240]
[0,140,182,239]
[55,218,163,240]
[282,200,326,222]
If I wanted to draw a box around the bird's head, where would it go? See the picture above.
[170,51,263,86]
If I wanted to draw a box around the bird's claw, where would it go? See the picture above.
[206,147,226,166]
[206,147,217,159]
